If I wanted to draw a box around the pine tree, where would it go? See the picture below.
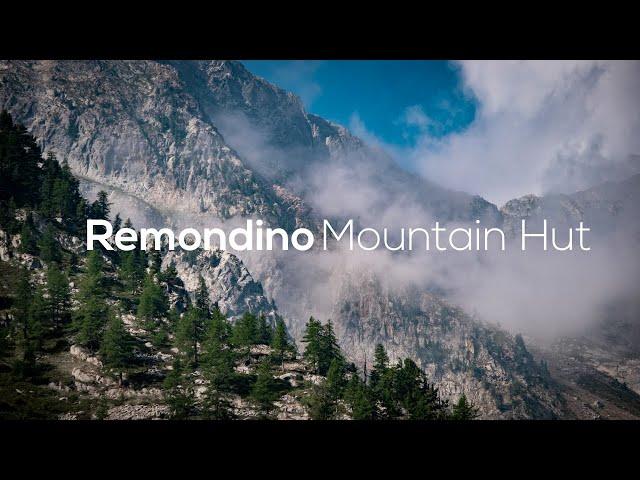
[344,372,375,420]
[302,317,342,375]
[163,358,195,419]
[203,345,237,393]
[306,382,336,420]
[101,315,135,385]
[39,152,61,219]
[91,190,111,221]
[0,111,43,208]
[302,316,322,373]
[137,273,168,330]
[45,157,84,226]
[167,306,181,333]
[75,198,88,231]
[112,213,122,232]
[74,250,109,352]
[271,317,294,370]
[87,190,111,243]
[318,320,342,376]
[46,263,70,329]
[12,270,45,354]
[373,344,389,372]
[256,313,273,345]
[250,360,280,414]
[85,249,105,279]
[159,260,178,284]
[119,250,141,293]
[19,213,39,255]
[451,393,479,420]
[150,322,170,349]
[13,269,33,341]
[27,286,47,352]
[231,312,259,349]
[135,248,148,281]
[175,306,205,366]
[369,343,397,418]
[38,225,61,264]
[307,357,346,420]
[194,275,210,315]
[12,272,45,378]
[203,306,232,348]
[75,295,109,353]
[149,249,162,276]
[202,390,235,420]
[393,358,448,420]
[326,357,347,400]
[202,307,236,393]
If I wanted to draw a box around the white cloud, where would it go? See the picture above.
[409,60,640,205]
[401,104,432,130]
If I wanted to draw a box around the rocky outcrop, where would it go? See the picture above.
[164,248,276,321]
[0,60,311,231]
[106,404,170,420]
[332,271,566,419]
[70,344,103,368]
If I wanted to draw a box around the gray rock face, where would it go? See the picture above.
[106,404,170,420]
[163,248,276,321]
[332,271,566,418]
[185,60,502,224]
[0,60,310,231]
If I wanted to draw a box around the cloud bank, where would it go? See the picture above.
[407,60,640,205]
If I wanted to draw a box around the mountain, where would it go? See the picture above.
[332,271,565,418]
[501,173,640,237]
[2,59,622,418]
[499,175,640,418]
[0,60,500,228]
[176,60,502,224]
[0,125,473,421]
[0,60,312,231]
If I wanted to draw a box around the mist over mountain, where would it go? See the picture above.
[1,60,639,418]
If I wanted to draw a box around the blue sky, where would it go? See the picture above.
[242,60,476,148]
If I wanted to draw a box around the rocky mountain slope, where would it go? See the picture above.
[163,249,277,322]
[331,271,565,418]
[499,175,640,418]
[500,173,640,237]
[3,60,635,418]
[0,60,312,231]
[0,207,308,420]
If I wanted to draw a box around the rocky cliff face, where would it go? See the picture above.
[185,60,502,224]
[0,59,580,418]
[163,248,277,322]
[332,271,565,418]
[0,60,311,231]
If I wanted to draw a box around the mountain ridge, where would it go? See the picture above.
[4,60,636,418]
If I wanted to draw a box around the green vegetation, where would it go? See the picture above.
[303,335,457,420]
[302,317,342,376]
[100,315,135,384]
[0,110,479,421]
